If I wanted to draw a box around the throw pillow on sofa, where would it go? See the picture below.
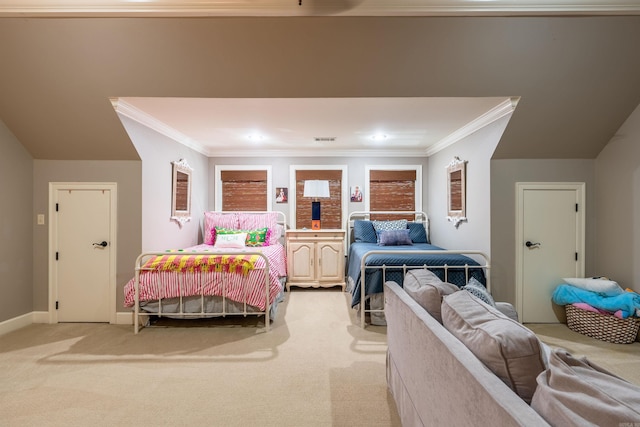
[441,291,546,403]
[495,302,519,322]
[463,277,496,307]
[532,349,640,426]
[403,269,460,324]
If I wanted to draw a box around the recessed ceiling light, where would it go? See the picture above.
[370,133,388,141]
[247,133,266,141]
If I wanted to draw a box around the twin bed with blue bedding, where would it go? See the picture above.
[345,212,490,327]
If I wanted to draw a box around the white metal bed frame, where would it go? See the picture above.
[133,251,272,334]
[132,211,288,334]
[346,210,429,246]
[358,250,491,328]
[346,211,491,328]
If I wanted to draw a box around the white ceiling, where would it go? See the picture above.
[113,97,517,157]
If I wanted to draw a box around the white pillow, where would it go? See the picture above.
[214,232,247,249]
[562,277,624,297]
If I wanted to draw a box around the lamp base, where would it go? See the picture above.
[311,200,321,230]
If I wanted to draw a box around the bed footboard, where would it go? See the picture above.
[131,251,272,334]
[359,250,491,328]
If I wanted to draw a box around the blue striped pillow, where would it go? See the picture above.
[408,222,429,243]
[354,220,377,243]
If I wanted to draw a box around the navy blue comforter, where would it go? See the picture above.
[347,242,486,307]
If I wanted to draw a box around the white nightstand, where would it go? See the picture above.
[285,229,346,291]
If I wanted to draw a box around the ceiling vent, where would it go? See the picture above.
[314,137,337,142]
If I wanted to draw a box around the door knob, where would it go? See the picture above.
[525,241,540,248]
[93,241,108,247]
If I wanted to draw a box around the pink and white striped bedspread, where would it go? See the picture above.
[124,244,286,311]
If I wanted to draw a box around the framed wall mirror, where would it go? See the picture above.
[171,159,193,226]
[446,157,467,228]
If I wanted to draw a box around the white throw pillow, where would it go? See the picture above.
[214,232,247,249]
[562,277,624,297]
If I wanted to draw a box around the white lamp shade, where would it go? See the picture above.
[303,180,330,198]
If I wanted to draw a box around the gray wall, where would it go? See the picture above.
[0,121,33,322]
[33,160,143,312]
[595,104,640,290]
[4,103,640,322]
[490,159,597,303]
[120,116,209,252]
[427,115,509,256]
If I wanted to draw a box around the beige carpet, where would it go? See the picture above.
[2,291,640,427]
[0,289,401,427]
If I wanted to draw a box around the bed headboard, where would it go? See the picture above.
[203,211,289,246]
[346,211,429,247]
[213,211,287,228]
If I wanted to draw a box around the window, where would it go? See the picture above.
[367,166,421,220]
[294,169,343,229]
[215,166,272,211]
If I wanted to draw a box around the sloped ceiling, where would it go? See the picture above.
[1,15,639,160]
[1,0,639,17]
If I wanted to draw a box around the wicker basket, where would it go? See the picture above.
[565,304,640,344]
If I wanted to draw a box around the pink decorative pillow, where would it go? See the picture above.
[238,212,279,245]
[203,212,239,245]
[271,223,284,243]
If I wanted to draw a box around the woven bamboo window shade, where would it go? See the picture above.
[369,170,416,221]
[221,170,268,211]
[295,170,342,229]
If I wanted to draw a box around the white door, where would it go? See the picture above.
[516,183,585,323]
[50,183,117,323]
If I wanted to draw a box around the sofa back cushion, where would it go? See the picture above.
[403,269,460,324]
[532,349,640,426]
[441,291,546,403]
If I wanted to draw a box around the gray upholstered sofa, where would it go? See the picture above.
[384,279,549,426]
[384,275,640,427]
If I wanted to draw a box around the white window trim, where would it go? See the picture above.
[364,164,423,212]
[214,165,273,211]
[289,164,348,230]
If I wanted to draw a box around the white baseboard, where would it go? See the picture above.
[116,312,133,325]
[0,312,35,336]
[0,311,133,336]
[32,311,50,323]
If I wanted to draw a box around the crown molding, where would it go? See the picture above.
[1,1,639,17]
[424,97,519,157]
[112,96,520,159]
[207,148,431,158]
[111,98,209,156]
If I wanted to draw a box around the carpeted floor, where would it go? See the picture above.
[0,289,401,427]
[1,290,639,427]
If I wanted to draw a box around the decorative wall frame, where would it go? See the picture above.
[446,156,467,228]
[171,159,193,226]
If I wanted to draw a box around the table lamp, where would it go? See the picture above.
[303,180,330,230]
